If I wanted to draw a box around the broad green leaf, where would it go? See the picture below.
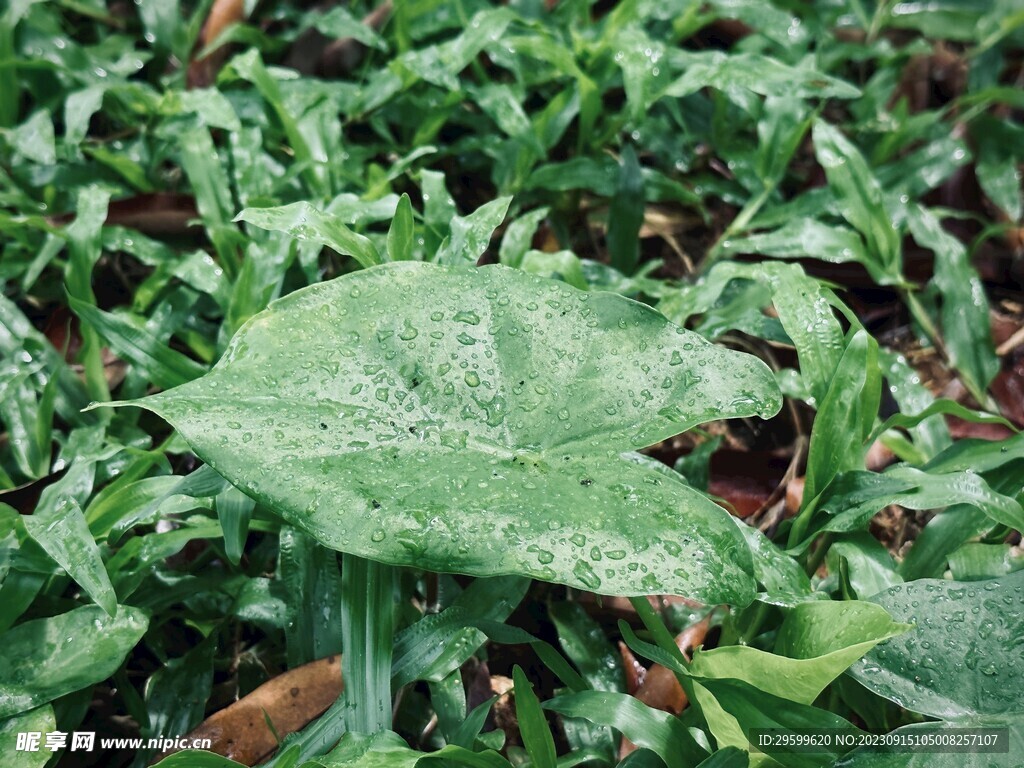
[812,121,900,279]
[691,678,862,768]
[0,605,148,718]
[688,602,906,761]
[849,572,1024,721]
[109,263,781,602]
[833,719,1022,768]
[697,748,749,768]
[0,705,56,768]
[235,202,381,269]
[513,666,557,768]
[544,691,705,768]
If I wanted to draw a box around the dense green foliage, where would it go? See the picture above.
[0,1,1022,767]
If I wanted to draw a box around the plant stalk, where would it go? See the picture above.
[341,554,395,734]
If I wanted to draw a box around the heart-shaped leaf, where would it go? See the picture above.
[111,263,781,603]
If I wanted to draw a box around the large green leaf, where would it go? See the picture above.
[110,263,781,602]
[849,572,1024,721]
[843,573,1024,766]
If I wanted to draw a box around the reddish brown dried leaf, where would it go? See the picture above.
[163,655,342,766]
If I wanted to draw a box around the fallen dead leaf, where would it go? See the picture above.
[159,654,342,766]
[619,618,710,760]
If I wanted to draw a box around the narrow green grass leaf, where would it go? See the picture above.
[0,605,148,718]
[803,330,875,503]
[216,485,255,565]
[64,187,112,402]
[948,543,1024,581]
[24,497,116,616]
[0,705,56,768]
[812,121,901,279]
[869,400,1015,446]
[145,637,215,743]
[828,534,903,599]
[67,297,206,390]
[549,602,624,693]
[230,49,327,197]
[386,193,415,262]
[607,145,644,274]
[816,465,1024,535]
[10,109,56,165]
[514,666,558,768]
[314,730,513,767]
[666,52,861,100]
[150,752,247,768]
[235,202,380,269]
[907,205,999,395]
[499,207,549,268]
[436,197,512,265]
[545,691,702,768]
[279,527,344,667]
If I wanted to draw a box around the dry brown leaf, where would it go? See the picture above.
[160,655,342,766]
[188,0,246,88]
[619,618,710,760]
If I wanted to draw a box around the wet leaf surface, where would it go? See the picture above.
[117,263,781,602]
